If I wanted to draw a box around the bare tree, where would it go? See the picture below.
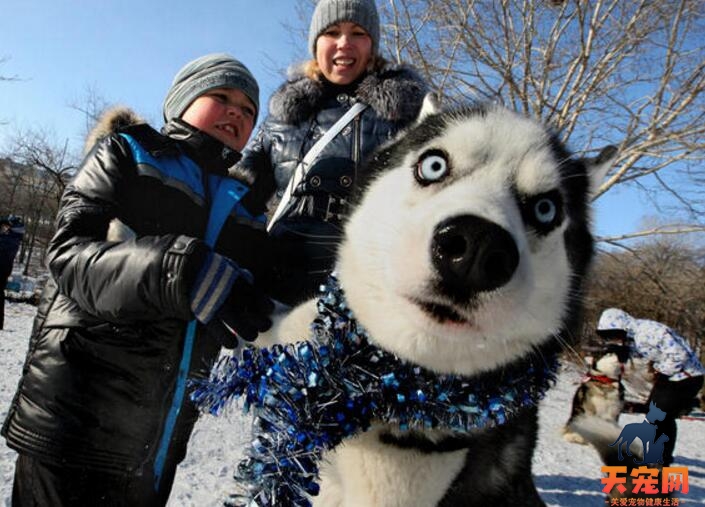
[295,0,705,243]
[583,238,705,366]
[4,129,77,274]
[1,84,114,274]
[69,84,111,145]
[10,128,76,202]
[0,158,26,214]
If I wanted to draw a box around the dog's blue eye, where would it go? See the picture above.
[415,150,449,185]
[534,198,557,224]
[520,190,563,234]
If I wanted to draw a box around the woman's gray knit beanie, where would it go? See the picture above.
[308,0,380,56]
[163,53,259,121]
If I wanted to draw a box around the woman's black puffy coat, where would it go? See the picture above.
[1,113,273,475]
[238,63,427,305]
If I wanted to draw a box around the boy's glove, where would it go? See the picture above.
[190,250,274,348]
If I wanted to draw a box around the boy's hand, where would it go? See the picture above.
[204,277,274,347]
[189,250,274,348]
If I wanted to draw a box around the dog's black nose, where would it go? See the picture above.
[431,215,519,300]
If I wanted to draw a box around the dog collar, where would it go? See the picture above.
[584,372,620,384]
[192,274,559,507]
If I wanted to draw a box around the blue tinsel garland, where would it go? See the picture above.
[190,274,559,507]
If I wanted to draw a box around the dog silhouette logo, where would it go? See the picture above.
[609,401,668,464]
[635,433,670,465]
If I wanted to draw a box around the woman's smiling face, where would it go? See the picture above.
[316,22,373,85]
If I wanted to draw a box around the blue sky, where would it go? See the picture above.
[0,0,653,239]
[0,1,303,143]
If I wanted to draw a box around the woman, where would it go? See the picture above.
[239,0,428,306]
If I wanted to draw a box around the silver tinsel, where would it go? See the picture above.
[191,274,559,507]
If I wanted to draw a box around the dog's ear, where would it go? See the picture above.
[416,92,441,123]
[584,145,617,198]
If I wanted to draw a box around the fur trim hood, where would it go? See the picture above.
[84,107,143,154]
[268,63,427,125]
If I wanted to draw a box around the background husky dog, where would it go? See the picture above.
[568,412,672,502]
[564,351,672,502]
[562,352,625,444]
[566,415,655,501]
[265,96,614,507]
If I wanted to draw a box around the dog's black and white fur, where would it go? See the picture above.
[262,97,614,507]
[562,353,625,444]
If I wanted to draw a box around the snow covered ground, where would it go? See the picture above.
[1,300,704,506]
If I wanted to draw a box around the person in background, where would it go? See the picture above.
[2,53,274,507]
[238,0,428,307]
[0,216,25,330]
[596,307,705,466]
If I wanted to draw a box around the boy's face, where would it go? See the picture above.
[181,88,256,151]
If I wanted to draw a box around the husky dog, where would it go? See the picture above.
[568,413,673,502]
[562,353,625,444]
[265,97,614,507]
[568,401,670,502]
[567,415,651,501]
[562,340,658,446]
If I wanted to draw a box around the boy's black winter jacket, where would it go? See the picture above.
[238,63,427,305]
[1,113,273,474]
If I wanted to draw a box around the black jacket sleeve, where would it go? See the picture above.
[237,124,273,177]
[47,135,201,324]
[237,124,279,216]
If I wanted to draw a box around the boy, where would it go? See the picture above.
[2,53,274,506]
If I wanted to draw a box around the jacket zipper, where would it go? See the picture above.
[352,113,362,177]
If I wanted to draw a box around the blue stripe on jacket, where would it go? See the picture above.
[117,133,255,490]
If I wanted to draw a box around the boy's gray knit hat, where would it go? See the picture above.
[308,0,380,56]
[163,53,259,121]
